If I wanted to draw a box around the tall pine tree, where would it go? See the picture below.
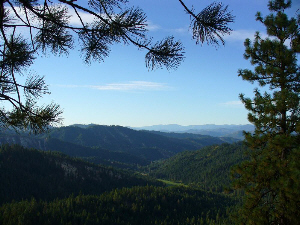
[231,0,299,224]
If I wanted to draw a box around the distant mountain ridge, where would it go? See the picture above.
[133,124,254,139]
[0,125,235,169]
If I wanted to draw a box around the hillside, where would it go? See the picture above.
[0,186,236,225]
[0,125,230,167]
[147,131,239,144]
[0,145,161,205]
[0,132,148,169]
[43,125,209,154]
[0,138,244,224]
[148,142,249,192]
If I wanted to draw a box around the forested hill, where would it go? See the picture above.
[0,125,231,165]
[44,125,228,152]
[146,131,239,144]
[0,145,161,205]
[148,142,249,192]
[0,144,239,224]
[0,186,236,225]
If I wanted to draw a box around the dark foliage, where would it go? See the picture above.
[148,142,248,193]
[231,0,300,223]
[0,186,237,225]
[1,125,231,166]
[0,144,162,205]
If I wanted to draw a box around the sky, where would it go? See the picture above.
[16,0,300,127]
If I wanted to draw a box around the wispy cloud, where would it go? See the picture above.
[69,7,163,32]
[146,21,161,31]
[224,29,268,42]
[57,81,171,91]
[172,27,189,34]
[6,5,172,36]
[6,5,97,27]
[7,6,30,24]
[91,81,169,91]
[68,8,97,26]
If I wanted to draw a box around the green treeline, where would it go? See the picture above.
[148,142,248,192]
[0,186,236,225]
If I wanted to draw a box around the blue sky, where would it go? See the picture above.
[27,0,299,127]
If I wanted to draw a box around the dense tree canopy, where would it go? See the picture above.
[148,142,248,193]
[0,0,234,132]
[0,144,162,204]
[0,185,236,225]
[231,0,299,224]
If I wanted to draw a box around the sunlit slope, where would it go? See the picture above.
[148,142,248,192]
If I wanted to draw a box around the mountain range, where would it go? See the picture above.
[133,124,254,139]
[0,124,240,169]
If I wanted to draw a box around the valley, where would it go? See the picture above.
[0,124,248,224]
[0,124,243,169]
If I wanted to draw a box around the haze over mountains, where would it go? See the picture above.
[133,124,254,139]
[71,123,254,139]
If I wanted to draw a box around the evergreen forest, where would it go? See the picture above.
[0,127,244,224]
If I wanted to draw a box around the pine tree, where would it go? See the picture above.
[231,0,299,224]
